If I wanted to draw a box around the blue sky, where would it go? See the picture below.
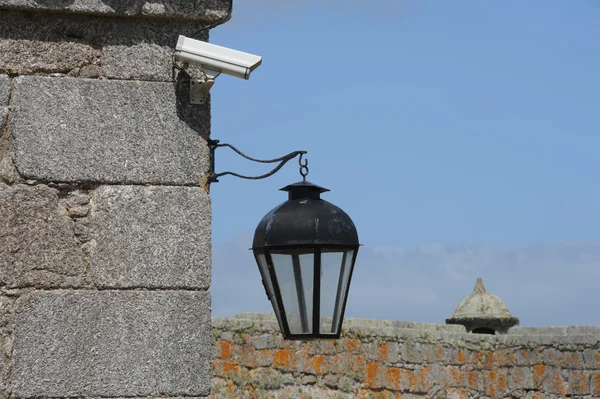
[208,1,600,326]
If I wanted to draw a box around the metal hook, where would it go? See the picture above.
[299,154,309,181]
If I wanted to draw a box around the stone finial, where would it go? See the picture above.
[446,278,519,335]
[474,277,486,293]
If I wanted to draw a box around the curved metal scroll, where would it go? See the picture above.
[208,139,307,183]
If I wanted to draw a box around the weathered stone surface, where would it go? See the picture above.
[90,185,210,288]
[0,75,8,106]
[0,0,231,22]
[13,290,212,397]
[0,10,207,80]
[0,184,87,288]
[12,76,209,185]
[0,12,100,76]
[0,107,6,133]
[0,76,8,154]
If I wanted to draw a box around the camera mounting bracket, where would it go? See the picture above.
[189,67,221,105]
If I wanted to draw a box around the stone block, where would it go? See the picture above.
[0,0,231,22]
[90,18,208,81]
[0,12,100,76]
[0,10,208,80]
[0,76,8,148]
[0,75,8,106]
[12,76,209,185]
[13,290,212,397]
[90,185,210,289]
[0,184,87,288]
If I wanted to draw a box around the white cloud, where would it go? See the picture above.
[211,234,600,327]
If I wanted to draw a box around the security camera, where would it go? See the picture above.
[174,35,262,104]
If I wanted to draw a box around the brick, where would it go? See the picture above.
[583,349,600,368]
[309,339,339,356]
[423,343,448,363]
[13,290,212,397]
[567,370,590,394]
[446,388,470,399]
[238,346,273,368]
[409,365,436,393]
[342,337,363,354]
[402,341,425,364]
[443,366,466,387]
[217,341,234,359]
[249,334,278,350]
[213,359,240,378]
[328,352,366,380]
[376,341,400,363]
[249,368,281,390]
[338,376,358,392]
[592,372,600,394]
[508,367,534,390]
[12,76,209,185]
[538,348,561,365]
[533,365,566,395]
[450,349,470,365]
[485,367,509,397]
[493,348,516,367]
[515,349,538,366]
[363,363,387,389]
[385,367,411,391]
[90,185,210,289]
[272,349,295,372]
[466,370,484,392]
[562,352,584,369]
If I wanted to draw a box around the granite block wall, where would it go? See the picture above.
[212,314,600,399]
[0,1,229,397]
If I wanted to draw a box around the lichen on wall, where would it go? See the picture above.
[212,314,600,399]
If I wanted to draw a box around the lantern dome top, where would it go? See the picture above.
[446,278,519,334]
[280,180,329,199]
[252,181,359,249]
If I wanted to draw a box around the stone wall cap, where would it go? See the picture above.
[0,0,232,23]
[213,313,600,344]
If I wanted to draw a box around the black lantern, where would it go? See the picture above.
[252,181,360,340]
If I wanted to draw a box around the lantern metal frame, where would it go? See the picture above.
[253,244,359,339]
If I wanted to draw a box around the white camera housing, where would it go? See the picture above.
[174,35,262,104]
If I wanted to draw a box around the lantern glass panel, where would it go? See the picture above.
[254,251,284,331]
[271,249,314,335]
[319,249,355,334]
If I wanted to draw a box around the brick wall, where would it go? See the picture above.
[212,314,600,398]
